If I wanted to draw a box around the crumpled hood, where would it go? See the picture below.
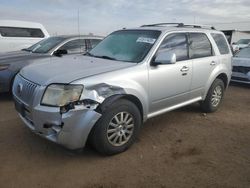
[20,55,136,85]
[0,50,47,65]
[233,57,250,67]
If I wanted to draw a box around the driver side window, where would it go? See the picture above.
[157,33,188,61]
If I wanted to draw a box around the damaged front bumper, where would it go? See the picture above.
[14,97,102,150]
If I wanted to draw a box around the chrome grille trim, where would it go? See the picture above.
[13,74,39,105]
[233,66,250,74]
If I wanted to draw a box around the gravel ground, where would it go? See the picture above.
[0,84,249,188]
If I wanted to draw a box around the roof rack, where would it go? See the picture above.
[181,24,216,30]
[140,23,216,30]
[141,23,184,27]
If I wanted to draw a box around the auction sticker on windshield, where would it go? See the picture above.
[136,37,156,44]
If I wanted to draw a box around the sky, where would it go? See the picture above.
[1,0,250,36]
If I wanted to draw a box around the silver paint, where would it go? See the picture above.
[13,26,232,150]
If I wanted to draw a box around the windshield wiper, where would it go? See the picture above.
[84,52,117,60]
[22,48,31,52]
[84,52,94,57]
[95,55,117,60]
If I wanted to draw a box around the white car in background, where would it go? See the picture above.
[232,39,250,52]
[0,20,49,53]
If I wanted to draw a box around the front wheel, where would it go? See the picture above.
[200,79,225,113]
[90,99,141,155]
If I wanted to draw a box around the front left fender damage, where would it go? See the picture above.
[57,83,127,149]
[42,83,126,149]
[81,83,126,103]
[58,106,102,149]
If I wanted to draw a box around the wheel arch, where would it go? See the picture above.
[203,68,230,100]
[95,94,144,122]
[216,73,228,89]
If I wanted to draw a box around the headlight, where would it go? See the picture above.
[41,84,83,107]
[0,64,10,71]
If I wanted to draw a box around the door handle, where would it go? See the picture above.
[210,61,216,66]
[180,66,189,72]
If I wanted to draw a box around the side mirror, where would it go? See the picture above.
[152,53,176,66]
[232,42,236,45]
[53,49,68,57]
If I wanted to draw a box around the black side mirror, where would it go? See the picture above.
[232,42,236,45]
[53,49,68,57]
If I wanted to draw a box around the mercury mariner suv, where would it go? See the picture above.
[13,23,232,155]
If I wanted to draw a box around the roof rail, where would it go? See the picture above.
[180,24,216,30]
[141,23,184,27]
[140,23,216,30]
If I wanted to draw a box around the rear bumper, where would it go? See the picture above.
[14,97,102,150]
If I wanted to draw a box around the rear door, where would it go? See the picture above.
[188,32,217,98]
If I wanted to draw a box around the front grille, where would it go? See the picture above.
[13,74,38,105]
[232,66,250,74]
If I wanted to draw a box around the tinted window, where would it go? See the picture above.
[89,30,161,63]
[189,33,213,59]
[157,33,188,61]
[211,33,230,55]
[59,39,86,54]
[0,27,44,38]
[26,37,65,53]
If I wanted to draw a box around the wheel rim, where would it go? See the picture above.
[107,112,134,147]
[211,85,222,107]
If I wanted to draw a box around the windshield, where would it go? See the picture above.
[235,48,250,58]
[25,37,65,53]
[88,30,161,63]
[236,39,250,45]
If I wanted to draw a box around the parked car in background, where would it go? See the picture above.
[12,23,232,155]
[232,39,250,52]
[0,20,49,52]
[0,35,103,93]
[231,47,250,84]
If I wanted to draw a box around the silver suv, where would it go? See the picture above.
[13,23,232,155]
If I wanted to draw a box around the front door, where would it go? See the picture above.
[149,33,192,115]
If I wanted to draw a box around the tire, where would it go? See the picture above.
[90,99,141,155]
[200,78,225,113]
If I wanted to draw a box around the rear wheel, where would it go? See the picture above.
[90,99,141,155]
[200,79,225,113]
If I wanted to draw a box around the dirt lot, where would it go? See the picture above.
[0,84,249,188]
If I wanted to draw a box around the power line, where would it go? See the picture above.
[205,21,250,24]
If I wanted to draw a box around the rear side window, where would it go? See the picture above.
[0,27,44,38]
[59,39,86,54]
[211,33,230,55]
[189,33,213,59]
[91,39,101,48]
[157,33,188,61]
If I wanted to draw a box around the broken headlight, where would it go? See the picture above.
[41,84,83,107]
